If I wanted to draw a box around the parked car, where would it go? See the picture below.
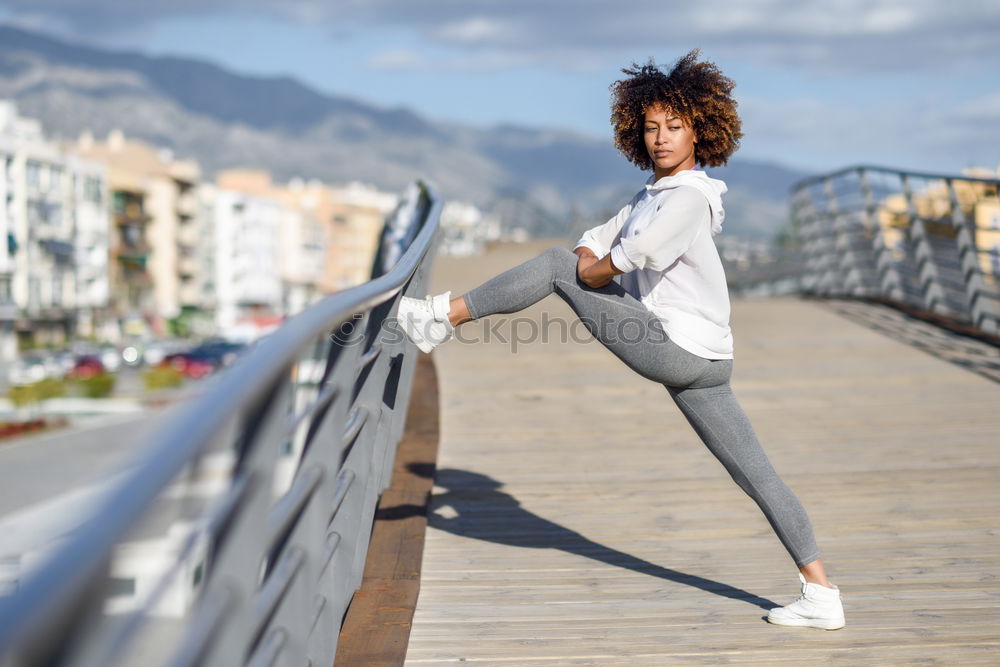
[193,340,246,368]
[160,351,214,380]
[157,340,246,380]
[67,355,105,380]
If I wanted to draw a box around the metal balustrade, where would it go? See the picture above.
[792,165,1000,335]
[0,182,443,666]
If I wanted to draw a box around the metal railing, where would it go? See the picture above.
[0,182,443,666]
[792,165,1000,335]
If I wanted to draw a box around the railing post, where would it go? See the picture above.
[945,178,999,334]
[901,173,949,315]
[823,176,867,296]
[792,185,825,295]
[859,168,904,302]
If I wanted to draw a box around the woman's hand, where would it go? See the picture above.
[575,248,621,288]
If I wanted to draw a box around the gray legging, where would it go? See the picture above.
[462,246,820,567]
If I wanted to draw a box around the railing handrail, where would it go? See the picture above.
[792,164,1000,191]
[0,181,443,664]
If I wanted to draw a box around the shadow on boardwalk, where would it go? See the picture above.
[378,464,777,611]
[821,298,1000,383]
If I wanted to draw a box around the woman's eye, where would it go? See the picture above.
[645,127,656,132]
[669,126,681,130]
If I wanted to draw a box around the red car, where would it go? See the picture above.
[67,355,105,380]
[160,352,214,379]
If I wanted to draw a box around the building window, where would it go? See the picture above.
[26,161,41,189]
[84,177,103,205]
[122,224,142,247]
[29,276,40,307]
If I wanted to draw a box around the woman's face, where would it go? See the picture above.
[644,105,697,179]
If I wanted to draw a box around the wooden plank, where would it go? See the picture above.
[335,354,440,666]
[403,242,1000,665]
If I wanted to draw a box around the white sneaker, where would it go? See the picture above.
[397,291,455,353]
[767,574,845,630]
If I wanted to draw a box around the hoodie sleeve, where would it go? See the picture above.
[610,186,710,273]
[572,191,642,258]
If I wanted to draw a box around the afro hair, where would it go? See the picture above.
[610,49,743,169]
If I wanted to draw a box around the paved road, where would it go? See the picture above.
[0,363,205,520]
[0,410,170,518]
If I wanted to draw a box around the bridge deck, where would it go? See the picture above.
[404,242,1000,665]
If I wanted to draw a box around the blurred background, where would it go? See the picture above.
[0,1,998,413]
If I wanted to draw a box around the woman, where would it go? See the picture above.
[398,50,845,630]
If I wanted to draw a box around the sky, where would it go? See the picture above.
[1,0,998,174]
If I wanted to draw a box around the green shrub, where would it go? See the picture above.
[7,377,68,409]
[7,378,68,407]
[75,372,116,399]
[142,366,184,391]
[35,377,67,401]
[7,384,38,408]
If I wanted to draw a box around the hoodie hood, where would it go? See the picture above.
[646,170,728,235]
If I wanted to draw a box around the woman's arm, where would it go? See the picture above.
[609,187,710,273]
[572,192,642,258]
[574,247,623,288]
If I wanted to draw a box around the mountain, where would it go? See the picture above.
[0,24,809,240]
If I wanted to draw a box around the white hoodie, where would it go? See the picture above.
[573,169,733,359]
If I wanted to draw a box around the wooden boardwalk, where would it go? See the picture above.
[405,242,1000,665]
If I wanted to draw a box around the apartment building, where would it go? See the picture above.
[0,102,396,353]
[74,130,205,337]
[209,184,285,340]
[325,182,396,291]
[0,102,112,353]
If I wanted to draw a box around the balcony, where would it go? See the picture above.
[178,255,200,277]
[114,211,152,227]
[176,193,199,219]
[176,223,200,247]
[38,239,75,267]
[115,242,150,263]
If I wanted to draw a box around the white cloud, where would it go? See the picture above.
[432,16,518,46]
[341,0,1000,75]
[859,6,918,33]
[366,48,543,74]
[366,48,429,71]
[3,0,999,75]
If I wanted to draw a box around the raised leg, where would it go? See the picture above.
[458,247,717,386]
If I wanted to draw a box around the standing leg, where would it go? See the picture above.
[668,380,845,629]
[667,381,821,568]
